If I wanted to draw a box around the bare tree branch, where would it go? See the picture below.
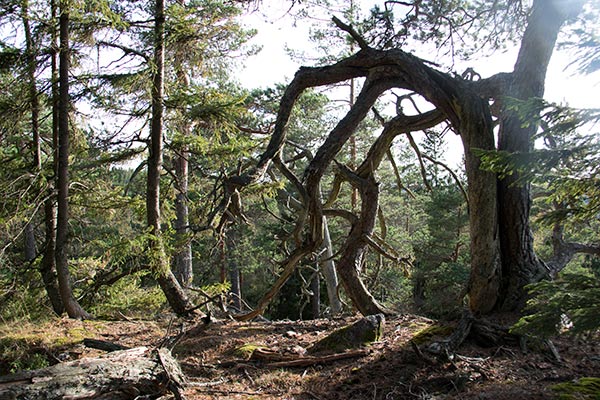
[332,16,369,50]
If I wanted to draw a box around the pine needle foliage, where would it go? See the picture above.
[476,98,600,226]
[511,270,600,338]
[475,98,600,337]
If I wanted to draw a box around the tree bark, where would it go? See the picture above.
[335,170,391,316]
[459,94,501,315]
[412,271,425,310]
[55,0,90,319]
[172,32,193,287]
[40,198,64,315]
[0,347,185,400]
[226,229,242,311]
[310,265,320,319]
[173,147,193,287]
[496,0,583,311]
[320,215,342,315]
[148,0,193,316]
[22,0,39,265]
[38,0,64,316]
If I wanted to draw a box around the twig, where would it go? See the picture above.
[190,388,281,396]
[306,391,324,400]
[117,311,134,322]
[243,369,255,386]
[545,339,562,364]
[265,349,368,368]
[406,132,432,192]
[187,377,228,387]
[422,153,469,207]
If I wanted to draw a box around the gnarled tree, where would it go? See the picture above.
[229,0,590,318]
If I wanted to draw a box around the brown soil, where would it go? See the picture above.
[1,314,598,399]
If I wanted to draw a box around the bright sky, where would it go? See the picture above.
[237,1,600,166]
[240,5,599,106]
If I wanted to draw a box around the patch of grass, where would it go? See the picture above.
[0,319,97,373]
[551,377,600,399]
[9,352,49,373]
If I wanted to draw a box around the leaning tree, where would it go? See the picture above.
[225,0,594,319]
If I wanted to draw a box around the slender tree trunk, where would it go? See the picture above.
[22,0,40,264]
[24,224,36,262]
[56,0,89,319]
[320,215,342,315]
[148,0,193,316]
[38,0,63,315]
[412,272,425,310]
[173,147,193,286]
[310,267,320,319]
[172,39,193,286]
[41,197,63,314]
[496,0,582,311]
[225,230,242,311]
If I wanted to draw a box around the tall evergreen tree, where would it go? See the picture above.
[147,0,193,316]
[55,0,89,319]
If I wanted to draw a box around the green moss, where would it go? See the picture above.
[233,343,266,359]
[551,378,600,399]
[410,324,454,345]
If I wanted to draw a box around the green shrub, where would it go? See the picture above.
[89,274,166,319]
[511,271,600,338]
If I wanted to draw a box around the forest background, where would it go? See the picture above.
[0,0,599,341]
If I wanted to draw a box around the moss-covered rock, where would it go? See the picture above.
[551,377,600,399]
[309,314,385,354]
[410,324,454,345]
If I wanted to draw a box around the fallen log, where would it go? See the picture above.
[83,338,129,352]
[0,346,186,400]
[264,349,369,368]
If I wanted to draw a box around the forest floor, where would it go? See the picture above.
[0,313,598,399]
